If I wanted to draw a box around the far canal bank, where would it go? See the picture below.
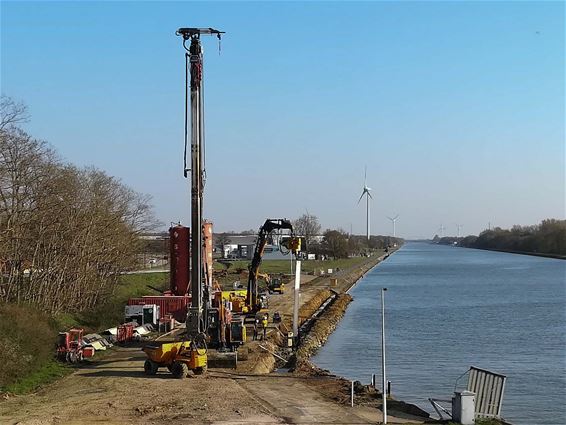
[312,241,566,425]
[462,245,566,260]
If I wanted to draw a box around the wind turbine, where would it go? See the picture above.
[456,224,464,238]
[438,224,445,238]
[387,215,399,237]
[358,167,372,241]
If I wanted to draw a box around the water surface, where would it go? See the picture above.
[312,242,566,425]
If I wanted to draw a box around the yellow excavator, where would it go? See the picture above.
[245,219,300,315]
[257,272,285,294]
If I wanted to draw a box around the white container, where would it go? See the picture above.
[452,391,475,425]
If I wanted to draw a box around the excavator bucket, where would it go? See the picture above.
[207,351,238,369]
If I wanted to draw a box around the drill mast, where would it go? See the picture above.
[176,27,224,339]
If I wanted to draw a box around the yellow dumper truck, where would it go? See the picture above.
[143,340,207,378]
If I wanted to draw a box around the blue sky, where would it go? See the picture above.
[1,1,564,238]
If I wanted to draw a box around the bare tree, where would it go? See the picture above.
[0,104,157,313]
[0,95,29,130]
[293,213,321,254]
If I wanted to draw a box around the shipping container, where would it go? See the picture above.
[127,296,190,322]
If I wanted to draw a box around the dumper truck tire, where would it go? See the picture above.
[171,361,188,379]
[144,359,158,375]
[193,365,207,375]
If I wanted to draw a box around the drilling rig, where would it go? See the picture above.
[142,27,228,378]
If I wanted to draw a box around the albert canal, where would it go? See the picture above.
[312,242,566,425]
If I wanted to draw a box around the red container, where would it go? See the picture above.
[117,323,134,343]
[83,347,95,358]
[127,295,191,322]
[169,225,190,295]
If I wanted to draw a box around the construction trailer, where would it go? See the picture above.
[124,304,160,326]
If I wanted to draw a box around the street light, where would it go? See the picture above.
[381,287,388,424]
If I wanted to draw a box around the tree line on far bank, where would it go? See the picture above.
[0,96,156,315]
[216,212,403,260]
[433,219,566,257]
[292,214,404,258]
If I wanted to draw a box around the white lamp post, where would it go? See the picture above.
[381,287,388,424]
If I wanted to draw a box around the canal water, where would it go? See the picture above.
[312,242,566,425]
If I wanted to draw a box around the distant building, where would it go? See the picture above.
[216,234,297,260]
[139,232,168,241]
[218,235,257,259]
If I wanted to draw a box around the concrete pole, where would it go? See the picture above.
[351,381,354,407]
[381,287,388,424]
[292,260,302,342]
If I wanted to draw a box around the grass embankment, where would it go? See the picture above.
[0,272,169,395]
[214,257,369,275]
[214,256,372,290]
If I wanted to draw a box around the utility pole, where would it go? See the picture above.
[292,259,302,344]
[176,27,224,339]
[381,287,388,424]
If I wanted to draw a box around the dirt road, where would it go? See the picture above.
[0,346,423,425]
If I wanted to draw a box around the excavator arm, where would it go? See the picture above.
[246,219,294,312]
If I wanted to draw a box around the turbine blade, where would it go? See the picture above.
[367,191,373,199]
[357,191,365,204]
[364,166,367,185]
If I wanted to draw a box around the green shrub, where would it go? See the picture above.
[0,303,58,390]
